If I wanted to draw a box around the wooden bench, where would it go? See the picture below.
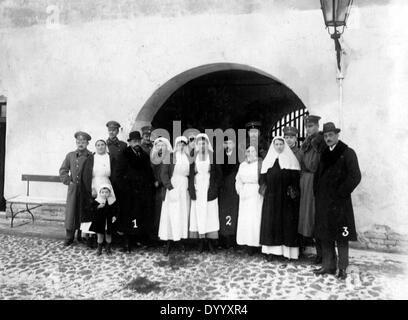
[7,174,66,228]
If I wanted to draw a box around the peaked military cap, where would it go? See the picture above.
[245,121,262,129]
[106,121,121,128]
[74,131,91,141]
[283,126,299,136]
[304,115,321,124]
[141,125,154,134]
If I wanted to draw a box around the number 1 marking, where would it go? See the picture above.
[132,219,138,229]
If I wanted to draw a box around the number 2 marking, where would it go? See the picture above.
[342,227,349,237]
[132,219,138,229]
[226,216,232,226]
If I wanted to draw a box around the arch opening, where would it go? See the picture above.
[135,63,308,144]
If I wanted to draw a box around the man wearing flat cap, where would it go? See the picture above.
[116,131,155,252]
[298,115,326,262]
[313,122,361,280]
[140,125,154,156]
[59,131,93,246]
[283,126,301,161]
[245,121,268,159]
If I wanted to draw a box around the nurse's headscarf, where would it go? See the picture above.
[153,137,173,153]
[194,133,214,153]
[95,183,116,205]
[261,136,300,174]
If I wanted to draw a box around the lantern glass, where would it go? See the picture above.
[320,0,353,27]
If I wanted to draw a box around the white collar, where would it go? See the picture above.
[329,144,337,151]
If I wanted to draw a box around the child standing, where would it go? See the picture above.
[89,184,118,255]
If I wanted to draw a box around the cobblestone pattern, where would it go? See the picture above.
[0,234,407,300]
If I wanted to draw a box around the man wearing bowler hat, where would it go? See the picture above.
[298,115,326,262]
[313,122,361,280]
[116,131,155,252]
[59,131,92,246]
[283,126,301,161]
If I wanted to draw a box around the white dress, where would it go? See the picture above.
[80,153,115,234]
[235,161,263,247]
[189,155,220,236]
[158,152,191,241]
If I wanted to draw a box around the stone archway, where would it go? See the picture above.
[134,63,307,142]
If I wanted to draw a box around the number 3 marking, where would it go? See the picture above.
[342,227,349,237]
[132,219,138,229]
[226,216,232,226]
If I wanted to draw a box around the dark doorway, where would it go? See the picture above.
[151,70,306,144]
[0,95,6,211]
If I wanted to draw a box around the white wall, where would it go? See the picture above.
[0,0,407,234]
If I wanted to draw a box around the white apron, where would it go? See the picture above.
[158,152,190,241]
[189,155,219,235]
[235,161,263,247]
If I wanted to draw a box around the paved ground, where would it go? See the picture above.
[1,233,407,300]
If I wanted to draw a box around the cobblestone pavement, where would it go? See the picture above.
[0,233,407,300]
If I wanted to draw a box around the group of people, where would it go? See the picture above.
[59,115,361,280]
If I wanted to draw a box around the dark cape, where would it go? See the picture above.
[313,141,361,241]
[115,146,155,236]
[259,158,300,247]
[218,150,240,237]
[88,199,118,235]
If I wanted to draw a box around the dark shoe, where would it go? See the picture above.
[76,230,82,242]
[164,241,171,256]
[337,269,347,280]
[86,237,95,249]
[106,243,112,255]
[63,239,74,246]
[314,256,323,264]
[198,239,205,253]
[96,244,103,256]
[314,267,336,275]
[208,240,216,254]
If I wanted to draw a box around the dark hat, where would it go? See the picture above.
[106,120,121,128]
[74,131,91,141]
[304,115,321,124]
[127,131,142,142]
[245,121,262,129]
[322,122,341,134]
[141,125,154,134]
[283,126,299,136]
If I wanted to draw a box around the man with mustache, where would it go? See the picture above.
[116,131,155,252]
[313,122,361,280]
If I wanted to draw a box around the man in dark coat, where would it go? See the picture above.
[116,131,155,252]
[59,131,92,246]
[313,122,361,280]
[283,126,301,161]
[140,125,154,156]
[245,121,269,159]
[218,137,240,249]
[105,120,127,238]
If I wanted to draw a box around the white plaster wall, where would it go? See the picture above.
[0,1,407,234]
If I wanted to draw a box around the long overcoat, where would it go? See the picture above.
[59,149,92,230]
[115,146,155,235]
[313,140,361,241]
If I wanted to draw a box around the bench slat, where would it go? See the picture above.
[22,175,61,183]
[8,195,66,205]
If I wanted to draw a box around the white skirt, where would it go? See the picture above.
[236,184,263,247]
[262,245,299,259]
[158,175,190,241]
